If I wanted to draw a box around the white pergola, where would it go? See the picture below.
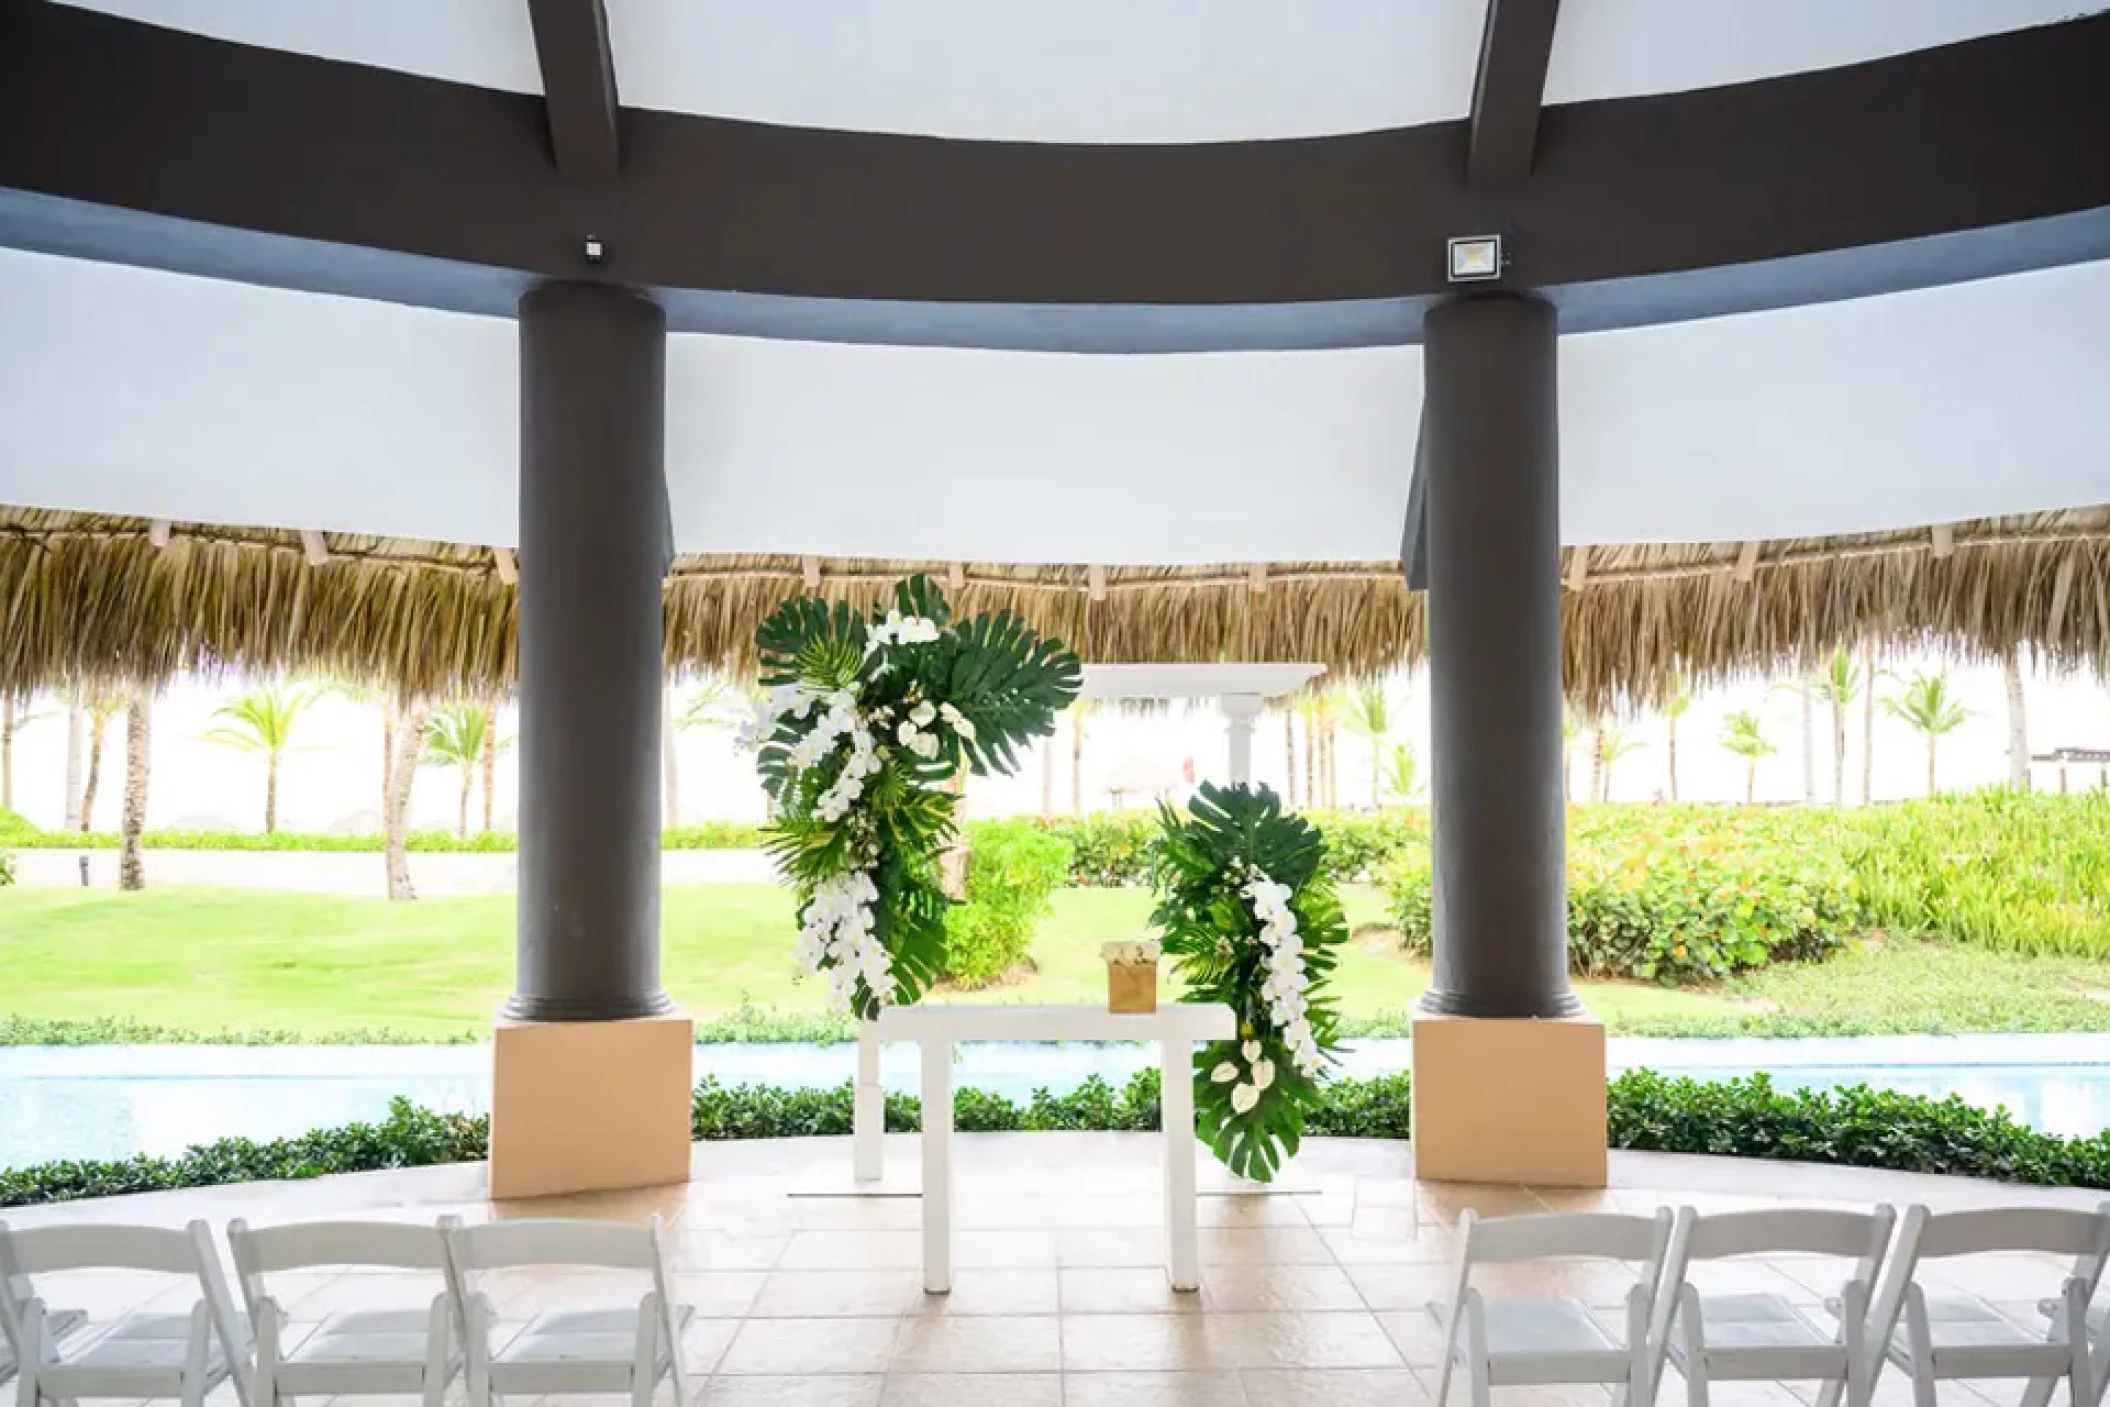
[1077,662,1326,787]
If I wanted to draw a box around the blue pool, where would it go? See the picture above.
[4,1034,2110,1167]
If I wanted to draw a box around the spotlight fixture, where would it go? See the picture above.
[1446,234,1504,283]
[583,235,606,264]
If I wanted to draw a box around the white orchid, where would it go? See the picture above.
[1242,868,1324,1078]
[910,701,937,726]
[938,702,977,740]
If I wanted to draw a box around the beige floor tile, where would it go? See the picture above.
[676,1271,770,1318]
[1056,1198,1167,1230]
[794,1200,922,1232]
[720,1318,901,1376]
[1416,1186,1550,1224]
[1319,1226,1459,1266]
[879,1373,1062,1407]
[889,1315,1062,1374]
[677,1231,794,1272]
[954,1229,1060,1269]
[701,1375,885,1407]
[778,1232,923,1272]
[1061,1230,1171,1269]
[1198,1197,1310,1229]
[497,1269,662,1314]
[1344,1264,1459,1313]
[909,1268,1059,1316]
[1194,1312,1405,1370]
[1467,1261,1644,1307]
[1656,1378,1807,1407]
[1063,1314,1224,1372]
[1060,1370,1249,1407]
[1236,1367,1430,1406]
[1199,1228,1334,1267]
[1372,1309,1450,1367]
[752,1271,919,1319]
[1202,1265,1364,1313]
[681,1318,745,1374]
[1062,1268,1207,1316]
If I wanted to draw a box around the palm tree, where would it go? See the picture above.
[1883,671,1972,797]
[77,693,125,831]
[324,678,397,820]
[1069,700,1098,814]
[0,695,55,814]
[204,684,320,832]
[1813,648,1863,806]
[1861,643,1879,804]
[1380,739,1423,803]
[1661,677,1692,802]
[1561,708,1579,802]
[119,690,151,891]
[1312,689,1342,808]
[1720,710,1777,804]
[2003,645,2030,791]
[421,702,505,840]
[1595,724,1643,802]
[385,704,427,901]
[667,673,746,827]
[1279,703,1299,807]
[1341,685,1393,808]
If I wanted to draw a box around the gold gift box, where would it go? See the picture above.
[1107,959,1159,1014]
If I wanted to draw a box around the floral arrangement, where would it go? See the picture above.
[1150,781,1347,1181]
[745,575,1081,1018]
[1100,940,1161,966]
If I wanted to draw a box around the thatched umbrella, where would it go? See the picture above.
[3,503,2107,713]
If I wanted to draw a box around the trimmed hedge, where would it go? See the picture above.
[941,821,1072,986]
[8,1069,2108,1207]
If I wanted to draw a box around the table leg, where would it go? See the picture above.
[1161,1037,1200,1291]
[854,1019,883,1183]
[920,1039,954,1293]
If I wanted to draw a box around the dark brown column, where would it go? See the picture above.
[506,281,672,1022]
[1417,292,1579,1019]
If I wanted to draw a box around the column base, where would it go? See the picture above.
[490,1011,694,1200]
[1410,1011,1607,1188]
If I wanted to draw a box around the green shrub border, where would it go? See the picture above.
[8,1069,2107,1208]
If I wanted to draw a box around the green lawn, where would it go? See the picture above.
[3,883,2106,1041]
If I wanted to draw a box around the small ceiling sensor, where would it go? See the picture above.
[583,235,607,265]
[1447,234,1504,283]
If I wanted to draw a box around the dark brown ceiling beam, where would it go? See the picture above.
[1466,0,1562,192]
[526,0,621,180]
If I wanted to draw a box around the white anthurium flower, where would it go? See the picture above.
[1252,1059,1276,1091]
[1242,1040,1262,1063]
[1211,1062,1240,1084]
[1230,1082,1260,1115]
[910,701,937,726]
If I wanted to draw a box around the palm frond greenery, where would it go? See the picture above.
[4,504,2109,712]
[1150,782,1347,1183]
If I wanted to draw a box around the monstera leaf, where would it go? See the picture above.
[915,609,1084,775]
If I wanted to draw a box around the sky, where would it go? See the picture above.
[5,650,2108,835]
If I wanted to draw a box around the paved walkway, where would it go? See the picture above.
[7,1134,2098,1406]
[8,847,778,894]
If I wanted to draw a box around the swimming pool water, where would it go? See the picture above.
[4,1034,2108,1167]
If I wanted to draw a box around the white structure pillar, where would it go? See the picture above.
[1222,693,1264,785]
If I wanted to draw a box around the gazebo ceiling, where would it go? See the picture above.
[2,4,2106,351]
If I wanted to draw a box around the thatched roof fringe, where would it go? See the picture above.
[4,505,2107,714]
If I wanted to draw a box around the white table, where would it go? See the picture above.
[865,1001,1236,1293]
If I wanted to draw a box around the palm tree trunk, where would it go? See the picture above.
[1746,757,1758,805]
[1590,722,1607,804]
[1666,715,1680,803]
[1369,738,1381,809]
[380,705,396,819]
[482,697,501,831]
[1070,708,1086,815]
[2004,646,2030,791]
[1799,681,1816,805]
[1302,713,1316,807]
[1927,735,1939,797]
[385,706,427,901]
[1322,722,1337,809]
[1283,710,1298,806]
[660,683,680,829]
[1862,643,1878,804]
[1,695,14,813]
[119,692,151,891]
[457,764,472,839]
[1830,695,1847,805]
[62,699,86,831]
[265,751,280,833]
[80,710,109,831]
[1039,735,1055,816]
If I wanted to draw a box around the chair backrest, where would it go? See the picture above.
[1685,1206,1896,1284]
[445,1217,663,1274]
[0,1221,207,1277]
[227,1217,457,1321]
[1463,1210,1675,1269]
[1869,1203,2110,1352]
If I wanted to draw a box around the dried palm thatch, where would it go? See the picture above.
[3,504,2106,711]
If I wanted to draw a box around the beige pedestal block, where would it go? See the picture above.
[1410,1011,1608,1187]
[490,1011,695,1200]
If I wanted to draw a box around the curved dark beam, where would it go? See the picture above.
[527,0,623,181]
[1,3,2107,350]
[1467,0,1562,193]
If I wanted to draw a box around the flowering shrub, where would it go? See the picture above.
[1388,806,1860,984]
[745,575,1080,1017]
[1151,783,1346,1182]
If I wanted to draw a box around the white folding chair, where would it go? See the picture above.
[1860,1202,2110,1407]
[2028,1301,2110,1407]
[227,1217,461,1407]
[0,1220,251,1407]
[1426,1209,1675,1407]
[444,1218,691,1407]
[1652,1205,1894,1407]
[0,1230,86,1388]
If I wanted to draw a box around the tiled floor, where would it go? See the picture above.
[7,1132,2105,1406]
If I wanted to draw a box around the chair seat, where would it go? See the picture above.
[1887,1297,2080,1379]
[0,1308,86,1383]
[1428,1296,1629,1382]
[1684,1293,1837,1351]
[33,1308,235,1395]
[485,1303,695,1391]
[272,1309,457,1392]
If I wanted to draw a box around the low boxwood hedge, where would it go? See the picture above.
[6,1069,2106,1208]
